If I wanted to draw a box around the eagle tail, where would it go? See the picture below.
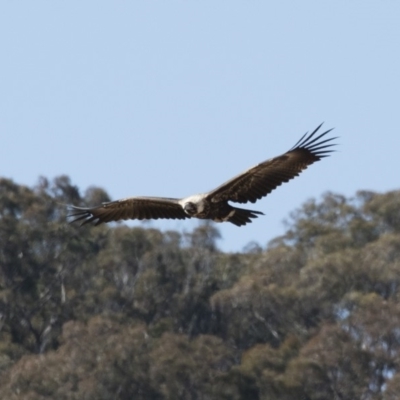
[228,207,264,227]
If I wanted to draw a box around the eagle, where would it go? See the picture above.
[69,124,336,227]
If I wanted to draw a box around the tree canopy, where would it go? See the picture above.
[0,175,399,399]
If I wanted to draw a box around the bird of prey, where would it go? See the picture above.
[69,124,336,227]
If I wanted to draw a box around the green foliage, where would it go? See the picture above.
[1,177,400,399]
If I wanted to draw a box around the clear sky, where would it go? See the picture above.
[1,1,399,252]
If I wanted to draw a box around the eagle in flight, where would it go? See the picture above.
[69,124,336,227]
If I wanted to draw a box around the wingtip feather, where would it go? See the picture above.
[290,124,337,159]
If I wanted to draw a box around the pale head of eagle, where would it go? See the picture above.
[179,194,207,217]
[183,202,196,216]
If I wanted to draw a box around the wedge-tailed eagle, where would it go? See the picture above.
[69,124,336,227]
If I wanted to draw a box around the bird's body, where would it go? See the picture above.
[69,124,336,227]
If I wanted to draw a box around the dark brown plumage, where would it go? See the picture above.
[69,123,336,227]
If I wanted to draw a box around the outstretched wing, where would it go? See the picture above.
[69,196,189,226]
[207,123,336,204]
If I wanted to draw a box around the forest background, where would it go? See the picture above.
[0,176,399,399]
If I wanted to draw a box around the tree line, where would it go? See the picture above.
[0,175,399,399]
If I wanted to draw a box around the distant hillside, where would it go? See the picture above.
[0,176,399,399]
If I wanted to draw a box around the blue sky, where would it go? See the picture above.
[1,1,399,252]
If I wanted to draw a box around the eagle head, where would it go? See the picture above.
[183,202,197,216]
